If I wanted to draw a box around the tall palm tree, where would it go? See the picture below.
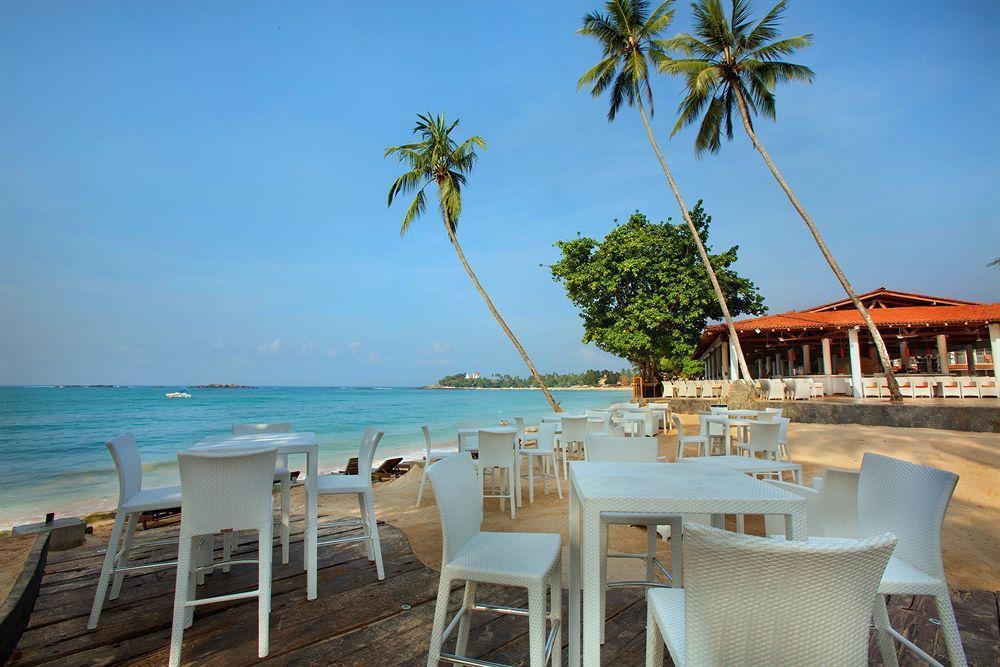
[661,0,903,401]
[577,0,754,383]
[385,113,562,411]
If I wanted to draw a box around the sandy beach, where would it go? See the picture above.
[57,414,999,592]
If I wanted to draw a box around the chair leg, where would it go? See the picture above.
[426,576,452,667]
[185,539,198,628]
[455,581,478,657]
[934,590,968,667]
[364,491,385,580]
[871,594,900,667]
[110,511,138,600]
[416,462,429,508]
[646,524,657,582]
[168,536,193,667]
[550,568,562,667]
[222,531,233,573]
[599,522,608,645]
[669,518,683,587]
[196,536,209,585]
[552,454,563,500]
[528,583,547,667]
[257,522,273,658]
[87,509,127,629]
[528,456,535,504]
[645,600,664,667]
[562,445,569,480]
[508,467,516,519]
[279,475,290,565]
[357,493,373,561]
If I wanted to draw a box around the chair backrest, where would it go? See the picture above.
[762,407,782,418]
[671,414,688,439]
[662,381,673,396]
[561,416,588,443]
[793,379,812,399]
[477,430,515,469]
[514,416,526,432]
[421,425,433,457]
[746,421,781,454]
[425,453,482,564]
[585,434,658,462]
[762,480,825,537]
[232,422,291,436]
[357,427,384,481]
[176,447,277,537]
[106,433,143,505]
[682,523,896,665]
[585,409,606,419]
[533,422,557,453]
[858,453,957,580]
[457,419,485,429]
[624,402,641,409]
[815,467,860,538]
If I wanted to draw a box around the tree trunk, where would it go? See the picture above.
[731,87,902,402]
[442,214,562,412]
[636,97,754,382]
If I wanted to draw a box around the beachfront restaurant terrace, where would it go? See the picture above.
[692,288,1000,399]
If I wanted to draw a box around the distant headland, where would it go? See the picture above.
[423,370,632,390]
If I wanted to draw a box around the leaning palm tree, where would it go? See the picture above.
[661,0,903,401]
[385,113,562,411]
[577,0,754,383]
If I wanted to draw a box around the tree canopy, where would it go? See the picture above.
[433,369,633,389]
[550,202,766,379]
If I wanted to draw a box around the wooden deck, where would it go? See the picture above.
[8,518,999,665]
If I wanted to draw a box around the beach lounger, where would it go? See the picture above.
[372,457,404,481]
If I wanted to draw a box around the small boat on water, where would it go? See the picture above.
[165,392,191,399]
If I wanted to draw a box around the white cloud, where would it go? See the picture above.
[326,345,338,358]
[425,341,451,356]
[256,339,282,355]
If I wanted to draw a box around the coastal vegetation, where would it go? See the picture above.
[550,204,765,382]
[660,0,903,400]
[576,0,754,380]
[432,369,633,389]
[385,113,562,411]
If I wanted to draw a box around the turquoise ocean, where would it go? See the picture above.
[0,385,629,528]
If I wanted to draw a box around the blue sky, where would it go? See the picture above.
[1,0,997,386]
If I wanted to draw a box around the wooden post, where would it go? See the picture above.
[937,334,949,374]
[848,328,863,398]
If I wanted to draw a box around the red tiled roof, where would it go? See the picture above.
[695,303,1000,357]
[806,287,980,312]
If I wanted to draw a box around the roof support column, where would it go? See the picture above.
[821,337,832,375]
[729,339,739,380]
[989,324,1000,387]
[965,344,976,375]
[774,352,782,377]
[848,328,863,398]
[899,341,910,373]
[721,341,730,380]
[802,344,811,375]
[757,358,763,379]
[936,334,949,375]
[787,349,795,375]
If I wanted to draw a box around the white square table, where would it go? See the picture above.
[677,454,803,484]
[567,461,807,666]
[190,431,320,600]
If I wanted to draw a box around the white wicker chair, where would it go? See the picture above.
[456,419,485,452]
[738,420,783,465]
[763,379,785,400]
[425,454,561,666]
[88,433,183,629]
[672,415,707,459]
[958,376,980,398]
[519,422,562,503]
[169,447,277,667]
[586,434,682,644]
[229,422,292,565]
[791,378,812,400]
[316,428,385,579]
[938,377,961,397]
[476,429,517,518]
[858,453,966,667]
[645,523,896,666]
[661,380,674,398]
[762,469,860,539]
[416,425,459,507]
[975,376,998,397]
[560,416,588,479]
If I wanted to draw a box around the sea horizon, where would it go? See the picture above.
[0,385,630,530]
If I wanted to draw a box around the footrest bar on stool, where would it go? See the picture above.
[438,653,507,667]
[472,603,530,617]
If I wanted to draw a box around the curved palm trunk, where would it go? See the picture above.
[442,215,563,412]
[731,88,902,402]
[636,97,753,382]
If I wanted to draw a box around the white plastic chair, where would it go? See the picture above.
[425,454,561,667]
[911,378,933,398]
[645,523,896,666]
[586,434,682,644]
[416,425,459,507]
[661,380,674,398]
[764,379,785,400]
[88,433,183,629]
[476,429,517,518]
[519,422,562,503]
[858,453,966,667]
[169,447,277,667]
[938,378,961,397]
[738,420,782,466]
[976,376,999,397]
[762,469,860,539]
[958,376,980,398]
[316,427,385,579]
[622,410,651,437]
[560,416,588,479]
[791,378,812,400]
[230,422,292,565]
[672,415,707,459]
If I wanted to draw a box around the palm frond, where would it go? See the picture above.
[399,186,428,237]
[744,0,787,49]
[750,34,812,60]
[694,94,725,155]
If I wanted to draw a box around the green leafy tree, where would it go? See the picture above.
[550,204,766,382]
[385,113,561,411]
[576,0,754,380]
[661,0,902,401]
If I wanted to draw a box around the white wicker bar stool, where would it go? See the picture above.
[560,416,588,480]
[519,421,562,503]
[315,427,386,580]
[645,523,896,666]
[586,434,682,644]
[425,454,561,667]
[88,433,183,629]
[229,422,292,565]
[671,415,707,459]
[169,447,277,667]
[475,429,518,519]
[416,425,460,507]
